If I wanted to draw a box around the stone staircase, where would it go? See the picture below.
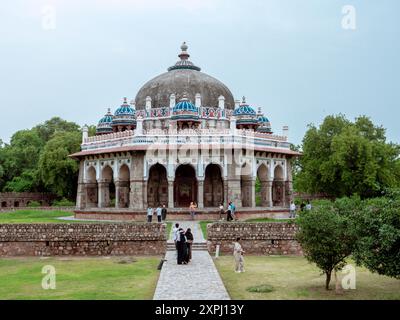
[167,242,207,251]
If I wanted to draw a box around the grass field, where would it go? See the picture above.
[199,220,213,239]
[0,256,160,300]
[0,210,75,223]
[215,255,400,300]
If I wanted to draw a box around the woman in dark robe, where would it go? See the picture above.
[177,228,188,265]
[185,228,194,262]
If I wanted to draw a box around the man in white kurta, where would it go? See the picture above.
[233,237,245,273]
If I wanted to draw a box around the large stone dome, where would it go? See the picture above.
[135,43,235,110]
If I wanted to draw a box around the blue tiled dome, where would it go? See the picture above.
[258,115,270,123]
[171,96,199,120]
[114,97,135,116]
[234,104,256,116]
[112,97,136,127]
[96,108,114,134]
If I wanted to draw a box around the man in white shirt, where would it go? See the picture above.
[172,223,179,250]
[156,205,162,223]
[289,201,296,218]
[233,237,245,273]
[147,207,153,222]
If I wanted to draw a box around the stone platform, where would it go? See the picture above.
[74,207,289,221]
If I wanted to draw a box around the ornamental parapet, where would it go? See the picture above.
[81,128,291,152]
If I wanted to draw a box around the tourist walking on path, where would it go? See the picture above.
[177,228,188,264]
[189,202,196,220]
[156,205,162,222]
[219,203,224,220]
[172,223,180,250]
[226,202,234,221]
[161,204,167,221]
[147,207,153,223]
[233,237,245,273]
[289,201,296,218]
[185,228,194,262]
[230,201,237,220]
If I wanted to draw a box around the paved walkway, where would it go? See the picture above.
[153,221,230,300]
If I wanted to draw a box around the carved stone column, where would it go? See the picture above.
[266,181,273,208]
[85,182,98,208]
[98,181,110,208]
[115,180,129,208]
[168,180,174,209]
[197,180,204,209]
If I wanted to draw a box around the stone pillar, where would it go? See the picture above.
[85,183,98,208]
[129,180,145,210]
[76,182,86,209]
[250,178,256,208]
[267,181,273,207]
[98,181,110,208]
[197,180,204,209]
[143,180,148,208]
[227,179,242,208]
[168,180,174,209]
[260,179,268,207]
[115,181,129,208]
[223,178,228,207]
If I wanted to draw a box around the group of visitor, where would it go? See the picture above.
[289,199,312,218]
[146,204,168,222]
[172,223,194,265]
[217,201,237,221]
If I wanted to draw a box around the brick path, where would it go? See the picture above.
[153,221,230,300]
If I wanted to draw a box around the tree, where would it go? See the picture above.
[351,190,400,279]
[295,115,400,198]
[38,131,81,199]
[34,117,80,142]
[296,200,357,290]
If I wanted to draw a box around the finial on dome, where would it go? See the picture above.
[242,96,246,104]
[178,42,190,60]
[107,107,111,113]
[181,42,188,52]
[180,92,189,101]
[123,97,128,104]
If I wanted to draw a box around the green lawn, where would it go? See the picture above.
[0,210,74,223]
[166,222,172,238]
[0,256,160,300]
[215,255,400,300]
[199,220,213,239]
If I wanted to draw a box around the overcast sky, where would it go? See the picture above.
[0,0,399,146]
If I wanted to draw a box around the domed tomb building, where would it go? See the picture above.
[71,43,300,219]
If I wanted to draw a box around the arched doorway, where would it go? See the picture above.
[272,165,284,207]
[86,166,98,208]
[204,164,224,207]
[100,165,115,208]
[14,201,19,207]
[117,164,130,208]
[174,164,197,207]
[256,164,269,207]
[147,164,168,207]
[1,201,7,208]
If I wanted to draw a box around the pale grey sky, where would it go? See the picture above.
[0,0,399,145]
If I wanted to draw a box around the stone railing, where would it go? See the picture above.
[0,223,166,256]
[207,222,302,255]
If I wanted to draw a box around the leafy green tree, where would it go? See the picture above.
[296,200,357,290]
[38,131,81,199]
[34,117,80,142]
[351,190,400,279]
[295,115,400,198]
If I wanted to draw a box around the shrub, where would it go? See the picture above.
[52,198,75,207]
[27,201,41,208]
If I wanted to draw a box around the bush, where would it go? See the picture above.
[27,201,41,207]
[246,284,274,293]
[52,198,75,207]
